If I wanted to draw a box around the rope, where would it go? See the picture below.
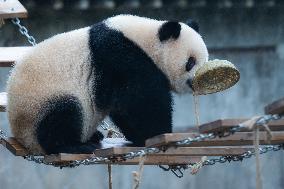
[132,155,146,189]
[108,164,113,189]
[192,92,208,171]
[189,156,207,174]
[240,116,274,189]
[193,92,200,128]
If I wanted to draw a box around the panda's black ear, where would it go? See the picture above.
[186,19,199,33]
[158,21,181,42]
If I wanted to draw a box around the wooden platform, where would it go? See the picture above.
[44,154,203,166]
[199,119,284,134]
[0,0,28,19]
[1,136,257,165]
[146,131,284,147]
[0,47,31,67]
[1,137,201,165]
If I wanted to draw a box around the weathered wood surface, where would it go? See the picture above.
[44,154,202,165]
[1,137,256,165]
[146,132,284,147]
[1,137,28,156]
[199,119,284,134]
[95,146,254,157]
[0,0,28,19]
[0,137,202,165]
[0,47,31,67]
[265,98,284,115]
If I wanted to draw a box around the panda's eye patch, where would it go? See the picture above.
[186,57,196,72]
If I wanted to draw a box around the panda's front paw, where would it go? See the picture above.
[89,130,104,144]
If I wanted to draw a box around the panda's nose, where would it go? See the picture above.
[186,78,194,91]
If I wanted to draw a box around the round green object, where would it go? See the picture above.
[192,59,240,95]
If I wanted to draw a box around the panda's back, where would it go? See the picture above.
[6,27,98,153]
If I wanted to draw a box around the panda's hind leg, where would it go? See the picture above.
[36,95,100,154]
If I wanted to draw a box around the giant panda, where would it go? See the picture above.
[7,15,208,154]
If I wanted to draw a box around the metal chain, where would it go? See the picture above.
[11,18,36,46]
[0,129,7,140]
[203,144,284,166]
[9,18,122,137]
[3,19,284,175]
[158,144,284,177]
[175,114,281,147]
[1,114,283,171]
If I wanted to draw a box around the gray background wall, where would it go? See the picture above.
[1,1,284,188]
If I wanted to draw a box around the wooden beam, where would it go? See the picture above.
[95,146,254,157]
[146,132,284,147]
[198,119,284,134]
[0,137,202,165]
[0,0,28,19]
[1,137,28,156]
[44,154,202,165]
[265,98,284,115]
[0,47,31,67]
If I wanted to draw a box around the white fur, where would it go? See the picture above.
[106,15,209,93]
[7,15,209,153]
[7,27,105,153]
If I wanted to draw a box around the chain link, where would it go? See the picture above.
[203,144,284,166]
[1,114,283,172]
[11,18,36,46]
[0,129,7,140]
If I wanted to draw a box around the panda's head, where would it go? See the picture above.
[106,15,209,93]
[156,20,208,93]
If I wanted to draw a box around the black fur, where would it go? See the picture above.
[36,95,102,154]
[89,23,173,146]
[186,19,199,33]
[158,21,181,42]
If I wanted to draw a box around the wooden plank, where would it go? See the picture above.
[199,119,284,134]
[0,0,28,19]
[0,47,31,67]
[265,98,284,115]
[95,146,254,157]
[44,154,95,162]
[146,132,284,147]
[44,154,202,165]
[1,137,28,156]
[120,156,202,165]
[0,137,201,165]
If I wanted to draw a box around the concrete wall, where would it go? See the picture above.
[1,4,284,189]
